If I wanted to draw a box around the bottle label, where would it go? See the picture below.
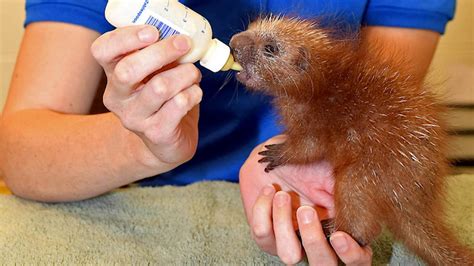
[144,14,181,40]
[134,6,181,41]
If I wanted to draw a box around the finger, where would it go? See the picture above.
[91,25,159,71]
[273,191,303,265]
[144,84,203,144]
[330,232,373,266]
[251,185,277,255]
[112,35,191,92]
[296,206,338,266]
[129,63,202,119]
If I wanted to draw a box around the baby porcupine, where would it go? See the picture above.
[230,16,474,265]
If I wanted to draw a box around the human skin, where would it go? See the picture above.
[239,26,440,265]
[0,24,202,202]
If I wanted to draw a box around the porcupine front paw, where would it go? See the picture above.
[258,143,285,173]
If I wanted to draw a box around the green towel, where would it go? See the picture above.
[0,175,472,264]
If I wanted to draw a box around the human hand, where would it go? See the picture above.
[91,25,202,168]
[239,135,373,265]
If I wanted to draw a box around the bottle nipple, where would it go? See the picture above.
[231,62,243,71]
[221,54,243,71]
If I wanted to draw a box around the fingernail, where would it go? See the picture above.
[298,207,315,224]
[138,26,158,42]
[275,192,289,207]
[330,234,348,253]
[173,35,190,51]
[262,185,274,196]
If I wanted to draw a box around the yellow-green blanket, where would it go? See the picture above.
[0,176,472,264]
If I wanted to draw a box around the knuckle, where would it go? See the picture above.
[91,30,117,62]
[345,249,372,265]
[90,38,107,63]
[149,76,170,98]
[347,253,363,265]
[174,93,189,108]
[114,60,135,84]
[102,91,115,111]
[252,225,272,240]
[150,48,166,70]
[300,228,327,247]
[121,113,138,131]
[279,252,301,265]
[90,41,101,59]
[301,231,324,247]
[191,85,203,103]
[107,29,119,40]
[184,64,202,82]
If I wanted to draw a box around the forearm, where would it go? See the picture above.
[0,110,173,202]
[360,26,440,80]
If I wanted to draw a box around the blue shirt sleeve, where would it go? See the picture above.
[362,0,456,34]
[24,0,114,34]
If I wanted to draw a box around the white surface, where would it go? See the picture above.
[200,38,231,73]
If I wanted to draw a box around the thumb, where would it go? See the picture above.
[330,231,373,266]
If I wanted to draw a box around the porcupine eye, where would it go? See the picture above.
[263,42,279,58]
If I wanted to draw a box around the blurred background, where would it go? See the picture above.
[0,0,473,173]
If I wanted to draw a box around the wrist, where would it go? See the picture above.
[119,121,177,178]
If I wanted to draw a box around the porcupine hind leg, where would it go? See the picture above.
[330,166,384,247]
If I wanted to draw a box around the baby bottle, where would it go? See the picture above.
[105,0,242,73]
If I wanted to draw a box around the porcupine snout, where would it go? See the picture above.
[230,32,257,64]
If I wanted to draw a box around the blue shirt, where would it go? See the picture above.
[24,0,455,186]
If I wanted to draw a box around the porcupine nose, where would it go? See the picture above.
[229,32,255,64]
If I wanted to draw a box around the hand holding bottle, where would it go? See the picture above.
[105,0,241,72]
[91,25,203,168]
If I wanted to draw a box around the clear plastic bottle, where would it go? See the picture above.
[105,0,242,73]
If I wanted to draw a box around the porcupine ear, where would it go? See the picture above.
[296,47,310,71]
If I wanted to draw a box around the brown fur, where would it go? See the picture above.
[230,16,474,265]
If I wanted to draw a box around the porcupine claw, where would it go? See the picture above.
[258,143,285,173]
